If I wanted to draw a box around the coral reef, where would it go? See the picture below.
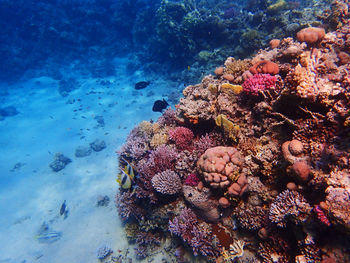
[269,190,312,227]
[115,4,350,261]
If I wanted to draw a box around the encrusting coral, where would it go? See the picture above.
[115,3,350,261]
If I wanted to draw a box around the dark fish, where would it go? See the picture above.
[152,99,169,112]
[134,81,150,90]
[60,200,66,216]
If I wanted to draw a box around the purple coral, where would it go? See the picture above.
[115,191,145,221]
[184,173,201,186]
[118,127,149,160]
[157,107,177,126]
[169,208,219,257]
[242,73,277,96]
[151,169,182,195]
[134,231,161,260]
[193,133,217,157]
[137,145,178,176]
[269,190,312,227]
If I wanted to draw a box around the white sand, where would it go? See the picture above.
[0,59,177,262]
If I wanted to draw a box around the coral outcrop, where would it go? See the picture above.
[116,3,350,261]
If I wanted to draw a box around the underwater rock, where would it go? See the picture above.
[49,153,72,172]
[183,185,220,222]
[90,139,106,152]
[94,115,105,128]
[58,78,78,97]
[74,145,92,158]
[325,169,350,232]
[96,195,110,207]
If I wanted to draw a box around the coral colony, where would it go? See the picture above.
[116,3,350,263]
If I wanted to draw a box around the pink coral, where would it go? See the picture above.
[242,73,277,96]
[197,146,244,189]
[313,205,331,227]
[197,146,248,200]
[184,173,201,186]
[168,208,219,257]
[168,126,194,150]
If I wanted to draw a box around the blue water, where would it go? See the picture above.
[0,0,336,262]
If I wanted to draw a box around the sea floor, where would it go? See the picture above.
[0,57,182,262]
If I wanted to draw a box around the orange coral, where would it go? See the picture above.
[296,27,325,45]
[269,39,281,49]
[250,60,279,75]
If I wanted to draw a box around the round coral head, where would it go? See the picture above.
[219,197,231,208]
[288,140,303,156]
[214,66,224,76]
[250,60,279,75]
[292,161,310,182]
[296,27,325,45]
[269,39,280,49]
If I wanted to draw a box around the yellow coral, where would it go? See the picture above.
[221,83,243,95]
[220,240,245,262]
[138,121,154,136]
[215,114,240,141]
[150,132,168,148]
[208,83,219,95]
[224,57,251,83]
[267,0,288,12]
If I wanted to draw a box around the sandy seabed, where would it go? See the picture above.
[0,58,175,263]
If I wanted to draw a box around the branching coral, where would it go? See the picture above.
[151,169,182,195]
[233,202,267,231]
[269,190,312,227]
[115,191,145,222]
[242,73,277,96]
[168,126,194,150]
[169,207,219,257]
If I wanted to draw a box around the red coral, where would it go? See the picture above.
[184,173,201,186]
[242,73,277,96]
[168,126,194,150]
[250,60,279,75]
[314,205,331,226]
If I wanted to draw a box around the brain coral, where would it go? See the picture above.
[250,60,279,75]
[197,146,248,199]
[296,27,325,45]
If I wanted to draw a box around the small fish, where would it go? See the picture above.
[35,231,62,244]
[60,200,66,216]
[187,65,190,71]
[116,158,135,189]
[134,81,151,90]
[152,99,169,112]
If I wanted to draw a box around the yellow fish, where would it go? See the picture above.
[116,158,135,189]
